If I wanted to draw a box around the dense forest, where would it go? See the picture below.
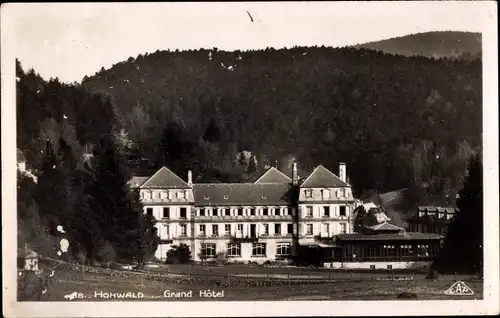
[18,43,482,200]
[354,31,482,60]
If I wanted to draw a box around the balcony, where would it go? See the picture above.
[229,235,259,243]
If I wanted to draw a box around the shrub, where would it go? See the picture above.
[166,244,192,264]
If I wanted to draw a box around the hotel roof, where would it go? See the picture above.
[140,166,191,189]
[253,167,292,184]
[300,165,349,188]
[193,183,293,206]
[365,222,404,232]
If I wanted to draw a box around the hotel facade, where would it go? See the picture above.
[130,163,359,262]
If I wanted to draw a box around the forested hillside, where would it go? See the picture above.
[81,46,481,195]
[17,44,482,198]
[354,31,482,60]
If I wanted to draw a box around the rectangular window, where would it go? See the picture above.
[180,224,187,236]
[286,208,292,216]
[201,243,216,257]
[237,224,243,233]
[339,206,346,216]
[238,208,244,216]
[224,224,231,235]
[322,190,330,199]
[323,223,329,235]
[250,208,256,216]
[264,224,269,235]
[225,208,231,216]
[180,208,187,219]
[163,207,170,218]
[287,224,293,234]
[146,208,153,216]
[274,224,281,236]
[252,243,266,256]
[227,243,241,256]
[157,192,161,199]
[323,206,330,217]
[212,224,219,237]
[276,243,291,256]
[305,189,312,198]
[306,224,313,235]
[199,208,205,217]
[199,224,206,236]
[167,191,172,200]
[178,191,185,199]
[263,208,269,216]
[306,206,313,217]
[340,223,347,234]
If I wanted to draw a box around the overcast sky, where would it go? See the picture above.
[4,1,494,83]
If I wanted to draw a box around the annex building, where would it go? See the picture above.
[129,163,358,262]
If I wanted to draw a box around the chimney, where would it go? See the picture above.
[339,162,346,183]
[292,162,298,185]
[187,170,193,187]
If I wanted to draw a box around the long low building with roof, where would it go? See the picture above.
[130,162,359,262]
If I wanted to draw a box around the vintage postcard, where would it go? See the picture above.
[2,1,499,317]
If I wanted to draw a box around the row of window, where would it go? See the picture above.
[198,223,294,237]
[142,190,189,200]
[304,206,347,217]
[304,223,347,235]
[146,207,187,219]
[303,188,350,199]
[199,207,292,217]
[158,222,348,238]
[143,189,351,201]
[200,243,290,257]
[146,206,348,219]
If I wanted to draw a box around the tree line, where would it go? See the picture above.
[80,46,482,197]
[17,61,159,265]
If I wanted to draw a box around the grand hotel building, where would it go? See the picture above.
[129,163,359,262]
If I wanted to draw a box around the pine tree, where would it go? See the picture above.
[35,140,62,234]
[433,154,483,274]
[88,134,156,262]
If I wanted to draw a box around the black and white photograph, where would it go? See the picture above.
[1,1,498,317]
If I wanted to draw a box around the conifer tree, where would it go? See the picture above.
[433,154,483,274]
[35,140,62,233]
[88,134,157,262]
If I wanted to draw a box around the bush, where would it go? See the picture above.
[166,244,192,264]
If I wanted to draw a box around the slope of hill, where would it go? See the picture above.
[17,44,482,196]
[354,31,481,60]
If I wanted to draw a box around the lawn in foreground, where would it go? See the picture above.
[25,270,483,301]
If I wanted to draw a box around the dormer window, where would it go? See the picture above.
[261,195,267,200]
[204,195,210,200]
[305,190,312,198]
[224,195,229,200]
